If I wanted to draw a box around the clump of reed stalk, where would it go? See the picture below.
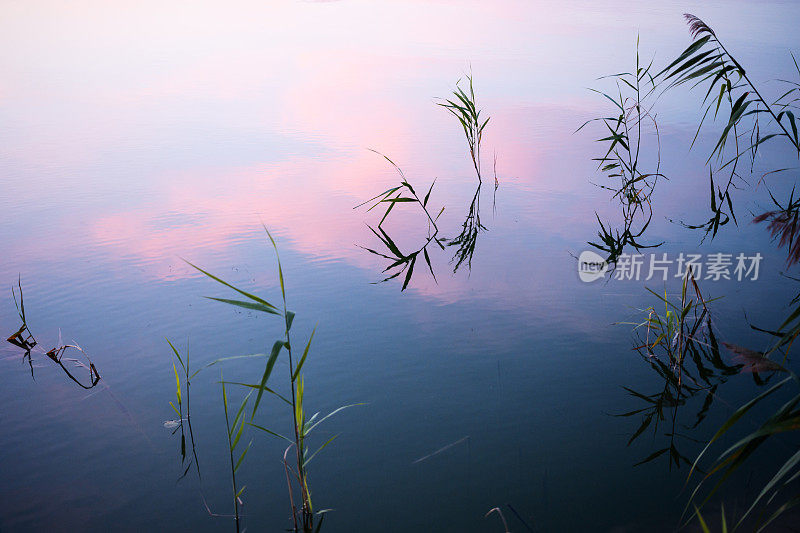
[584,17,799,257]
[578,38,665,265]
[355,75,492,286]
[184,226,358,532]
[617,270,740,469]
[588,14,800,528]
[682,303,800,530]
[658,14,800,245]
[639,15,800,528]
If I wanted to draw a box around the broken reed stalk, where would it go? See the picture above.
[355,149,443,234]
[355,150,446,290]
[485,507,510,533]
[6,277,101,389]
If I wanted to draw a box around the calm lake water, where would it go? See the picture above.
[2,1,800,531]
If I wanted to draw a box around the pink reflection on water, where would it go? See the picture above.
[2,0,796,300]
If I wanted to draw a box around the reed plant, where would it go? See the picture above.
[438,72,489,181]
[617,270,741,469]
[183,227,357,532]
[166,339,201,480]
[356,149,442,232]
[657,15,800,241]
[221,378,251,533]
[579,38,666,265]
[356,150,445,289]
[356,75,492,286]
[628,14,800,528]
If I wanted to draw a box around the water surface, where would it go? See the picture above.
[2,1,800,531]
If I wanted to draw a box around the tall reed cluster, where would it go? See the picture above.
[171,228,356,532]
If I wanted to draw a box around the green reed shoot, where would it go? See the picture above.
[166,339,202,479]
[167,340,186,467]
[438,72,489,181]
[221,378,251,533]
[185,226,358,532]
[694,505,731,533]
[633,269,711,373]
